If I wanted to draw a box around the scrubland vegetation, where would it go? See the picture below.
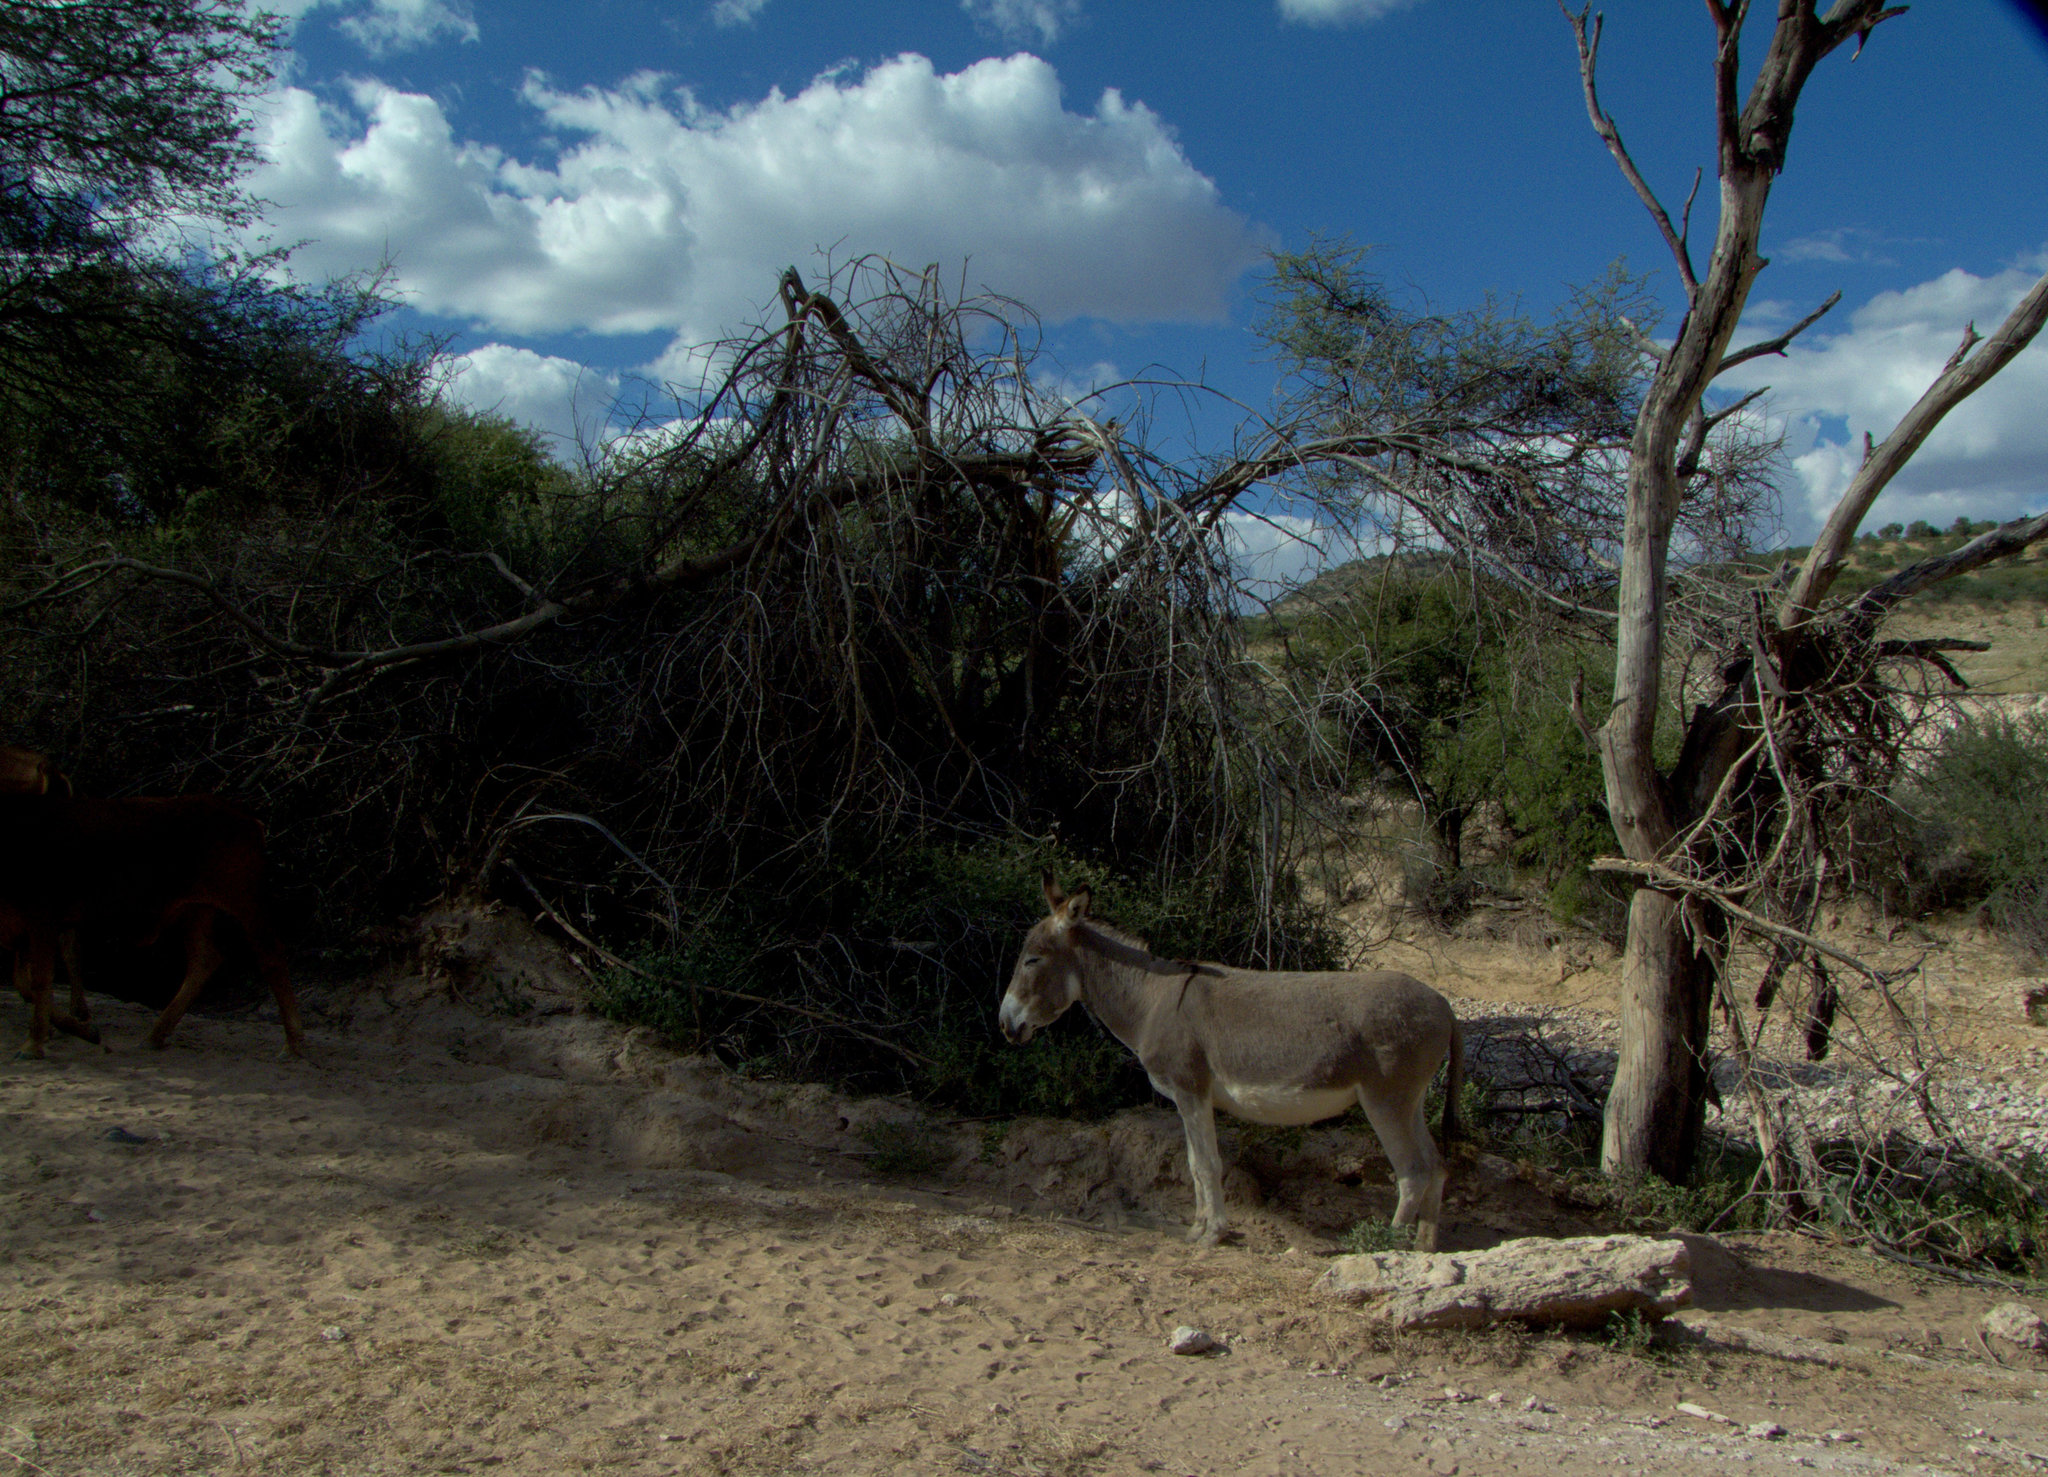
[6,0,2048,1284]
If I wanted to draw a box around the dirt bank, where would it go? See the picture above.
[6,920,2048,1476]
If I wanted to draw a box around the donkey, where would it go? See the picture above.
[1000,874,1463,1249]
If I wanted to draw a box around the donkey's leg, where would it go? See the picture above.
[1170,1092,1227,1244]
[1405,1098,1448,1252]
[1360,1088,1445,1251]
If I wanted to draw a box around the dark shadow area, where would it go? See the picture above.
[1672,1231,1897,1316]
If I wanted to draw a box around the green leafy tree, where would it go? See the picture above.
[2,0,281,406]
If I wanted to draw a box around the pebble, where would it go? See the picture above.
[1748,1422,1788,1441]
[1169,1326,1218,1356]
[320,1325,348,1341]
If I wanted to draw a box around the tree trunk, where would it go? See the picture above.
[1600,888,1717,1180]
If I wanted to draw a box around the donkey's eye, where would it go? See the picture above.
[1025,957,1041,967]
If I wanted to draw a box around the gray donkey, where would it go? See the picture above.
[1000,873,1463,1248]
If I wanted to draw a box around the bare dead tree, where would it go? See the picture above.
[1554,2,2048,1183]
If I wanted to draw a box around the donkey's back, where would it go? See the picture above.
[1167,966,1459,1122]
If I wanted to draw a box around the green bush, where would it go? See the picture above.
[1340,1218,1416,1253]
[1900,711,2048,955]
[585,836,1342,1119]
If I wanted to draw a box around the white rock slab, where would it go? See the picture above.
[1316,1233,1692,1331]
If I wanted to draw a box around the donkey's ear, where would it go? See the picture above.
[1042,868,1064,913]
[1065,886,1091,921]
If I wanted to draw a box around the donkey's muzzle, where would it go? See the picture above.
[997,995,1034,1045]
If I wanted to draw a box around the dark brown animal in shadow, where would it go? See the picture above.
[0,791,305,1059]
[0,746,94,1049]
[0,745,71,799]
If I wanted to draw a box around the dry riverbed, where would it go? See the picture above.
[7,914,2048,1476]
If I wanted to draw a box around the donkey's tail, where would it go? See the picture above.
[1439,1015,1466,1146]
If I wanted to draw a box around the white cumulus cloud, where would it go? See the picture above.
[710,0,772,28]
[272,0,478,53]
[443,345,623,451]
[246,54,1265,365]
[1225,508,1332,600]
[1720,256,2048,536]
[961,0,1084,45]
[1276,0,1421,25]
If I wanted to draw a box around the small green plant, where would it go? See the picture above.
[1560,1160,1767,1236]
[977,1121,1010,1164]
[486,972,536,1018]
[1815,1150,2048,1280]
[859,1118,949,1178]
[1601,1308,1657,1356]
[1340,1219,1415,1254]
[1424,1071,1495,1152]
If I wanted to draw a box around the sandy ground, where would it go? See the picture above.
[8,914,2048,1477]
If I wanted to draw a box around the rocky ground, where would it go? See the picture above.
[6,904,2048,1476]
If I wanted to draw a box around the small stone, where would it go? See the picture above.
[1678,1402,1731,1424]
[1748,1422,1788,1441]
[320,1325,348,1342]
[1986,1302,2048,1353]
[1442,1387,1475,1402]
[1823,1430,1858,1444]
[1169,1325,1218,1356]
[938,1292,964,1307]
[1383,1416,1407,1431]
[1522,1396,1553,1413]
[1485,1392,1504,1405]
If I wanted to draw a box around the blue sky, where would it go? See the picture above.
[242,0,2048,577]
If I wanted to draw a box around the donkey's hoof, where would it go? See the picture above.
[1185,1223,1226,1247]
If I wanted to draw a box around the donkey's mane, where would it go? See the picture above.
[1072,917,1222,978]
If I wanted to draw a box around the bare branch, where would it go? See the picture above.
[1562,3,1698,297]
[1847,509,2048,624]
[1589,855,1889,981]
[1780,265,2048,624]
[1717,289,1841,373]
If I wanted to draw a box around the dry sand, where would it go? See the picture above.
[7,910,2048,1476]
